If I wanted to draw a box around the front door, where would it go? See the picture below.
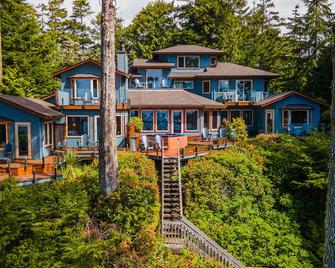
[15,122,32,159]
[265,110,275,133]
[172,110,183,134]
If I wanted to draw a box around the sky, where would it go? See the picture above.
[27,0,333,26]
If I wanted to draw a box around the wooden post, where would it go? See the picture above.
[32,169,36,184]
[99,0,118,196]
[324,23,335,268]
[7,158,11,177]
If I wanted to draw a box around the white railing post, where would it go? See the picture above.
[161,139,165,235]
[177,139,183,217]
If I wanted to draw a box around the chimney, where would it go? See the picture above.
[117,44,129,73]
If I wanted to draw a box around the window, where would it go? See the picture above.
[211,56,218,65]
[177,56,200,69]
[218,80,229,93]
[71,79,100,99]
[130,110,139,118]
[146,69,162,88]
[236,80,252,101]
[116,116,123,136]
[230,110,241,120]
[283,110,289,127]
[242,110,253,126]
[186,110,198,131]
[44,122,53,146]
[204,111,210,129]
[142,110,154,131]
[174,80,194,89]
[219,111,228,125]
[67,116,89,137]
[202,80,211,94]
[156,110,169,131]
[94,115,123,142]
[212,111,218,129]
[264,80,269,93]
[0,123,7,149]
[291,111,308,124]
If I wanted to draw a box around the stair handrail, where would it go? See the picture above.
[161,139,165,234]
[177,139,183,217]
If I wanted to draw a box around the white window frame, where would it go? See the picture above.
[172,110,184,134]
[44,121,54,147]
[66,115,90,138]
[265,109,275,133]
[185,109,199,132]
[177,56,200,69]
[173,80,194,89]
[282,110,311,127]
[242,109,254,126]
[14,122,32,159]
[145,69,163,89]
[71,79,100,100]
[230,109,241,121]
[235,80,253,101]
[155,110,169,132]
[0,122,8,150]
[141,110,155,132]
[202,80,211,94]
[218,80,229,93]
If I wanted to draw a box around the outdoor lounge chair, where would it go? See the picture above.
[0,144,13,164]
[155,135,167,151]
[140,135,154,152]
[202,128,210,141]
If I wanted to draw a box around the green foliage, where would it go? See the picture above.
[128,116,144,132]
[182,137,330,267]
[224,118,247,141]
[60,152,82,180]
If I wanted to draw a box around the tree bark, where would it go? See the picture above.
[99,0,118,196]
[0,21,3,83]
[324,24,335,268]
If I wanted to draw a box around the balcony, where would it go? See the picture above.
[129,78,171,89]
[215,91,271,103]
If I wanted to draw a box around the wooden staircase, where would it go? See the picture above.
[160,147,245,268]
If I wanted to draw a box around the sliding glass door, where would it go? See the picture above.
[15,122,32,159]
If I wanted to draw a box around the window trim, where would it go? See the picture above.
[242,109,254,126]
[185,109,199,132]
[66,115,90,138]
[173,80,194,89]
[44,121,54,147]
[71,78,100,100]
[155,110,170,132]
[177,56,201,70]
[282,110,310,127]
[202,80,211,94]
[141,110,155,132]
[0,123,8,150]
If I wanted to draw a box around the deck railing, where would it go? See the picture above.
[163,217,245,268]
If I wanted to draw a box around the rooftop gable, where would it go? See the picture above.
[153,45,224,56]
[53,59,130,78]
[0,95,63,119]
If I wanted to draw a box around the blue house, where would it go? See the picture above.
[129,45,325,136]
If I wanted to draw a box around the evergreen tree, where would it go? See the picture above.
[124,0,178,60]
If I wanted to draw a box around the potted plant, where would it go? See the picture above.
[127,117,144,151]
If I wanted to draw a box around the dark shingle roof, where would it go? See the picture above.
[254,91,328,107]
[129,89,225,108]
[132,59,174,68]
[153,45,224,55]
[0,95,63,119]
[198,62,279,78]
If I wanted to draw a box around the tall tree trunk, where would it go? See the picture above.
[99,0,118,196]
[0,21,3,83]
[324,24,335,268]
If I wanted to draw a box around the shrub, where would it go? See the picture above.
[224,118,247,141]
[128,117,144,132]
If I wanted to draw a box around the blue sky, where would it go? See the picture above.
[27,0,333,26]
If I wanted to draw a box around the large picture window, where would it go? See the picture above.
[236,80,252,101]
[142,110,154,131]
[0,123,7,149]
[156,110,169,131]
[71,79,100,99]
[242,110,253,126]
[174,80,194,89]
[67,116,89,137]
[44,122,53,146]
[186,110,198,131]
[177,56,200,69]
[146,69,162,88]
[282,110,310,127]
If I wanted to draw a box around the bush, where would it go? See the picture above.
[128,117,144,132]
[182,146,317,267]
[224,118,247,141]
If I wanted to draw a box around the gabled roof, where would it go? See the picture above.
[153,45,224,55]
[129,89,225,108]
[132,59,174,68]
[0,95,63,119]
[255,91,328,107]
[53,59,130,78]
[198,62,279,78]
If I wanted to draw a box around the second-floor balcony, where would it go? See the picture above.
[215,91,271,103]
[130,77,171,89]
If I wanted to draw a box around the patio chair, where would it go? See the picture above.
[155,135,167,151]
[140,135,154,152]
[57,139,67,149]
[0,144,13,164]
[76,134,89,150]
[202,128,210,141]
